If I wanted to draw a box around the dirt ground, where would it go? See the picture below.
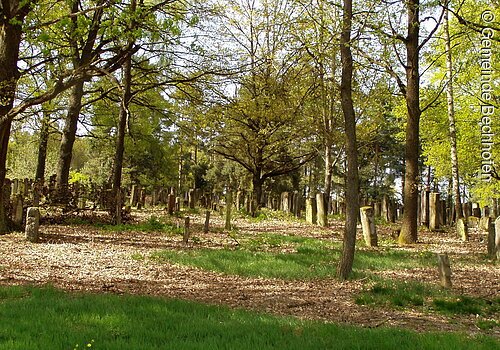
[0,211,498,338]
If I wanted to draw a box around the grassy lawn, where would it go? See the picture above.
[150,232,436,280]
[0,285,497,350]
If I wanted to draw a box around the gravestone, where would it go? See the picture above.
[360,206,377,247]
[316,193,327,227]
[429,193,440,231]
[305,197,317,224]
[25,207,40,243]
[437,253,452,288]
[456,218,468,242]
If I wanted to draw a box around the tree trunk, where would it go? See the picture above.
[444,5,463,221]
[252,174,263,216]
[56,79,85,193]
[35,107,51,181]
[337,0,359,280]
[0,4,29,233]
[111,48,133,224]
[398,0,420,245]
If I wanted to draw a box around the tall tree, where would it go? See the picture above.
[337,0,359,279]
[398,0,422,244]
[111,0,136,224]
[55,0,106,195]
[444,2,464,223]
[0,0,32,232]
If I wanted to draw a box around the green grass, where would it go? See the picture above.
[151,234,340,280]
[150,233,437,280]
[0,285,497,350]
[95,216,183,235]
[355,280,445,309]
[355,280,500,330]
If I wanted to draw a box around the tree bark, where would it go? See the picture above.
[55,0,104,193]
[252,174,263,216]
[444,5,464,221]
[35,107,52,181]
[111,48,133,223]
[0,2,30,233]
[337,0,359,280]
[55,79,84,194]
[398,0,421,245]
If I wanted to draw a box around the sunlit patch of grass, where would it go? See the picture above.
[355,280,436,309]
[0,285,497,350]
[95,216,183,235]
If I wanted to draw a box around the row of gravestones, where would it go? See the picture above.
[419,191,498,231]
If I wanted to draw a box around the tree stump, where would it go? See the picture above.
[25,207,40,243]
[360,206,377,247]
[437,253,452,288]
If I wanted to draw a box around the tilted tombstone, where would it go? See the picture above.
[360,206,377,247]
[25,207,40,243]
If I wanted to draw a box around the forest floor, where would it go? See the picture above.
[0,209,498,338]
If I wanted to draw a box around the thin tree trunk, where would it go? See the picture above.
[398,0,420,245]
[35,107,51,181]
[111,48,133,224]
[337,0,359,280]
[55,79,84,194]
[252,174,263,216]
[444,5,463,220]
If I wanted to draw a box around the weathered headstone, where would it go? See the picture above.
[360,206,377,247]
[429,193,440,231]
[456,218,468,242]
[437,253,452,288]
[281,192,290,212]
[479,216,491,232]
[183,217,190,244]
[25,207,40,243]
[316,193,327,227]
[13,195,24,225]
[305,197,317,224]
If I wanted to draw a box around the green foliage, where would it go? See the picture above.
[0,285,497,350]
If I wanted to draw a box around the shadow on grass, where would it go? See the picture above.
[0,285,497,350]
